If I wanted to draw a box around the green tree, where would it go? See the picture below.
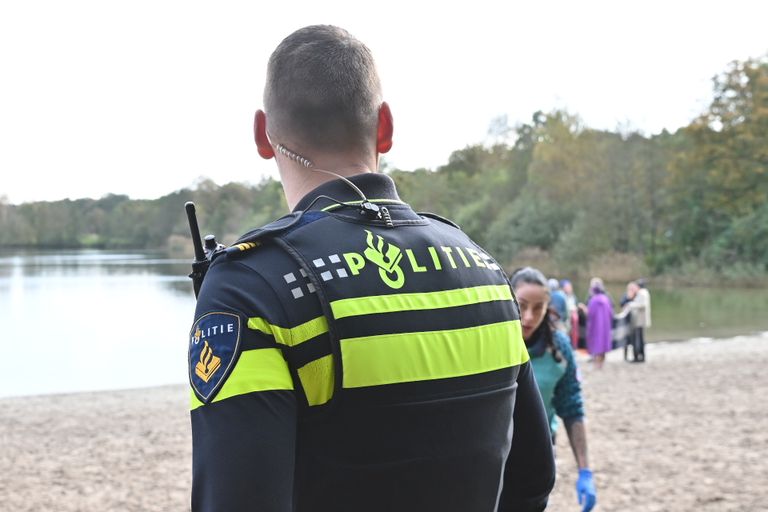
[666,55,768,268]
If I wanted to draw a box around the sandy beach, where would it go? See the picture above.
[2,334,767,511]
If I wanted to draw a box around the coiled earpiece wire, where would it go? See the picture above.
[273,142,382,219]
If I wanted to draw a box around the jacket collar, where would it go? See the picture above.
[293,173,402,212]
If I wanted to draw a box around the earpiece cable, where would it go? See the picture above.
[274,143,369,204]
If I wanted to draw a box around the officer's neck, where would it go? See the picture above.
[280,155,379,211]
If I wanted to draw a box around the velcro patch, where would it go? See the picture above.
[189,312,241,403]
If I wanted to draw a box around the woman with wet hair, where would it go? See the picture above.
[510,267,596,512]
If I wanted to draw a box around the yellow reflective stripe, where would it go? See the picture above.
[189,348,293,410]
[247,315,328,347]
[190,388,203,410]
[330,284,513,320]
[341,320,527,388]
[321,198,407,212]
[297,354,335,406]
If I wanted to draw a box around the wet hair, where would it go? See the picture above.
[264,25,382,154]
[510,267,563,362]
[510,266,549,292]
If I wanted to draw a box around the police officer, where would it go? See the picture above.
[188,25,555,511]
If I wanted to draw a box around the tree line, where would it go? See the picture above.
[1,55,766,280]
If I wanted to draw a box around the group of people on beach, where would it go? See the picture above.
[544,275,653,367]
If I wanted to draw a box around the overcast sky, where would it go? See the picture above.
[1,0,766,204]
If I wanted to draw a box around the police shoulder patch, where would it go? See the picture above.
[188,311,241,403]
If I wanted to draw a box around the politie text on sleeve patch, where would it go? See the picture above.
[189,312,241,403]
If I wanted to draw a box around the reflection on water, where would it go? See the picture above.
[1,249,196,398]
[641,286,768,342]
[0,249,194,295]
[2,249,766,398]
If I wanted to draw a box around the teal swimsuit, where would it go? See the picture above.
[529,330,585,434]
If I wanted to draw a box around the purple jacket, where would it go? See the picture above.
[587,292,613,355]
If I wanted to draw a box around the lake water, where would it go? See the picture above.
[0,249,195,398]
[1,249,766,398]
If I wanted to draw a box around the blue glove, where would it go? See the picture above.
[576,468,596,511]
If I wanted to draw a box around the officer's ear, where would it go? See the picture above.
[376,102,393,154]
[254,110,274,160]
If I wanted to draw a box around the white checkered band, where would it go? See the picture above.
[285,268,315,300]
[282,253,352,300]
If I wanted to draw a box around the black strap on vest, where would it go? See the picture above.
[271,236,345,411]
[221,211,306,256]
[417,211,460,229]
[222,210,345,411]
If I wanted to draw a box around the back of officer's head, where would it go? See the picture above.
[264,25,382,155]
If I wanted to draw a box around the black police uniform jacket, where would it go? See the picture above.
[189,173,555,511]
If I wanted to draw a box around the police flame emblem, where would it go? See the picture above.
[194,340,222,383]
[363,230,405,289]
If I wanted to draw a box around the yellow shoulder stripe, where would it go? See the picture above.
[245,316,334,407]
[247,315,328,347]
[190,348,293,410]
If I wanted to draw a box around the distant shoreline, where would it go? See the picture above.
[4,246,768,289]
[3,332,766,401]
